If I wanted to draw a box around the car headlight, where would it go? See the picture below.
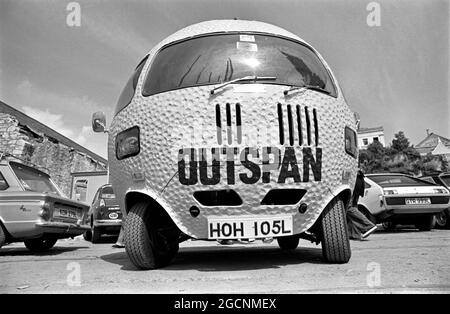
[116,126,140,160]
[383,189,398,195]
[344,126,357,158]
[433,188,448,194]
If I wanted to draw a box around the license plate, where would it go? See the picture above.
[208,216,293,239]
[405,198,431,205]
[58,209,78,219]
[109,212,119,219]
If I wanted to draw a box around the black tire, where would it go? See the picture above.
[83,230,92,242]
[125,202,179,270]
[24,237,57,252]
[320,198,351,264]
[416,216,435,231]
[277,236,299,250]
[0,224,6,249]
[434,210,450,229]
[382,221,396,231]
[91,226,101,243]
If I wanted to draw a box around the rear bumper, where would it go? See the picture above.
[381,206,447,217]
[35,221,90,235]
[93,219,122,227]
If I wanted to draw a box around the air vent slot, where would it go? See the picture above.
[193,189,243,206]
[277,104,319,147]
[261,189,307,205]
[215,103,243,145]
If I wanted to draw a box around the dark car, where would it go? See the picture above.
[83,184,122,243]
[420,173,450,229]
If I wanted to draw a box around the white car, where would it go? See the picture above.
[358,173,450,231]
[92,19,359,269]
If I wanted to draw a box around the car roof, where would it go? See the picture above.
[148,20,305,56]
[365,173,411,177]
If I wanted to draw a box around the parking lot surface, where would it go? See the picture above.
[1,228,449,294]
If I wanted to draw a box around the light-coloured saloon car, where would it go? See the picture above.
[0,156,90,252]
[358,173,450,231]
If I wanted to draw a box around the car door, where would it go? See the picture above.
[359,178,383,215]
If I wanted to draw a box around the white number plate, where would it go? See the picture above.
[208,216,293,239]
[405,198,431,205]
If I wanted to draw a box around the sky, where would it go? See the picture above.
[0,0,448,159]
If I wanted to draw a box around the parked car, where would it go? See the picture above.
[420,173,450,229]
[358,173,450,231]
[92,19,360,269]
[83,184,122,243]
[0,156,90,252]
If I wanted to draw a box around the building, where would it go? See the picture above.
[357,126,385,149]
[0,101,107,196]
[415,131,450,161]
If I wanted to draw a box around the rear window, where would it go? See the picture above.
[10,162,61,195]
[440,175,450,187]
[101,186,116,199]
[368,175,435,187]
[143,33,336,97]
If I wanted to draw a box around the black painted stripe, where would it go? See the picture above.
[313,108,319,146]
[226,103,232,145]
[287,105,294,146]
[215,104,222,145]
[296,105,302,146]
[305,106,311,146]
[236,103,242,144]
[277,103,284,145]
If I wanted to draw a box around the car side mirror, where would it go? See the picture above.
[92,112,107,133]
[354,112,361,131]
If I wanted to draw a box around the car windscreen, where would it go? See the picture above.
[143,33,337,97]
[368,175,435,187]
[101,186,116,199]
[10,162,61,195]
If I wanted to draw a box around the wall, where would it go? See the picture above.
[0,112,106,196]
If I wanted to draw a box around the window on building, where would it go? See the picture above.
[373,137,379,142]
[363,138,368,145]
[0,172,9,190]
[74,179,88,202]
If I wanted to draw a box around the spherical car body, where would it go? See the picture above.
[0,157,90,252]
[99,20,359,269]
[358,173,450,230]
[83,184,122,243]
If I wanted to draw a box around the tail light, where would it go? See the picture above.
[39,201,51,220]
[100,199,106,207]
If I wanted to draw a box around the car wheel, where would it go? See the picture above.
[124,202,179,270]
[24,237,57,252]
[381,221,396,231]
[434,210,449,229]
[0,224,6,249]
[320,198,351,264]
[91,226,102,243]
[277,235,299,250]
[83,230,92,242]
[416,216,435,231]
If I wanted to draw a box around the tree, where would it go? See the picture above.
[391,131,410,154]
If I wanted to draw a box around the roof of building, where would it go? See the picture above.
[357,126,384,135]
[415,132,450,155]
[0,101,107,165]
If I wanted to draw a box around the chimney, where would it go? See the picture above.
[426,129,430,136]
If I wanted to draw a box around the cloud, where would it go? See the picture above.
[22,106,75,139]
